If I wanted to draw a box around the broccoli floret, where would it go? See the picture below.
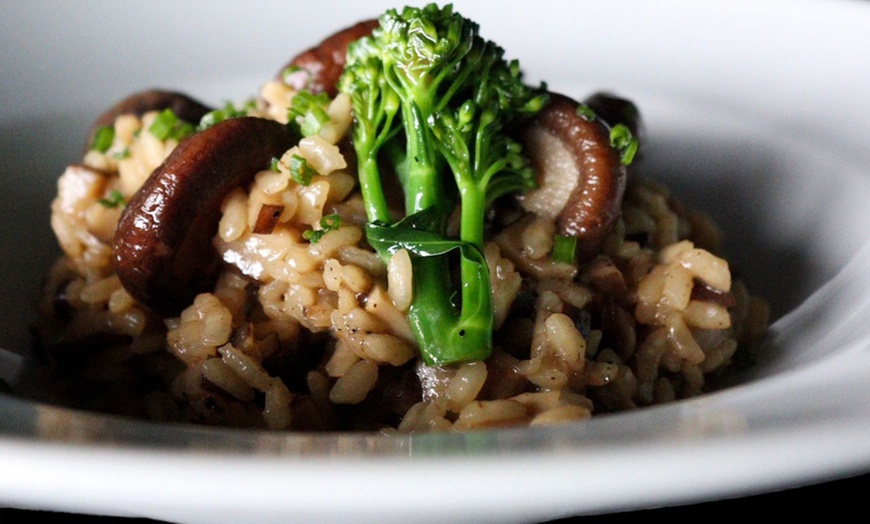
[339,3,546,366]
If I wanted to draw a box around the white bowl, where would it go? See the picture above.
[1,1,869,522]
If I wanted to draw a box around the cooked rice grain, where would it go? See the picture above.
[28,82,770,433]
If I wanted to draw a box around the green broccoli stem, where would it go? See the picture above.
[400,103,442,215]
[457,183,488,312]
[354,84,399,225]
[398,189,493,365]
[399,104,492,366]
[359,154,391,224]
[407,256,491,366]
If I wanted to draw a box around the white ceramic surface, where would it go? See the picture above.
[1,1,869,522]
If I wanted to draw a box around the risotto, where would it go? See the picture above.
[25,5,768,432]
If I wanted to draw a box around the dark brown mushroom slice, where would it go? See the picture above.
[279,19,380,97]
[252,204,285,235]
[113,117,294,316]
[691,280,737,308]
[586,256,629,298]
[85,89,212,152]
[583,92,644,144]
[518,92,627,262]
[583,91,645,167]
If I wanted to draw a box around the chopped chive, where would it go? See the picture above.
[111,148,130,160]
[197,111,224,131]
[287,90,331,137]
[321,214,340,230]
[288,154,315,186]
[198,100,255,131]
[98,189,126,208]
[609,123,639,166]
[552,234,577,264]
[575,104,597,121]
[283,64,302,77]
[303,214,341,244]
[91,126,115,153]
[282,64,308,86]
[270,157,281,172]
[302,230,322,243]
[149,109,196,141]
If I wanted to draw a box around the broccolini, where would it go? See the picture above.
[339,3,546,365]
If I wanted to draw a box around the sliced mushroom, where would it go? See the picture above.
[583,92,644,144]
[252,203,285,235]
[518,92,628,262]
[583,91,645,168]
[691,280,737,308]
[279,19,380,96]
[86,89,212,151]
[113,117,294,316]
